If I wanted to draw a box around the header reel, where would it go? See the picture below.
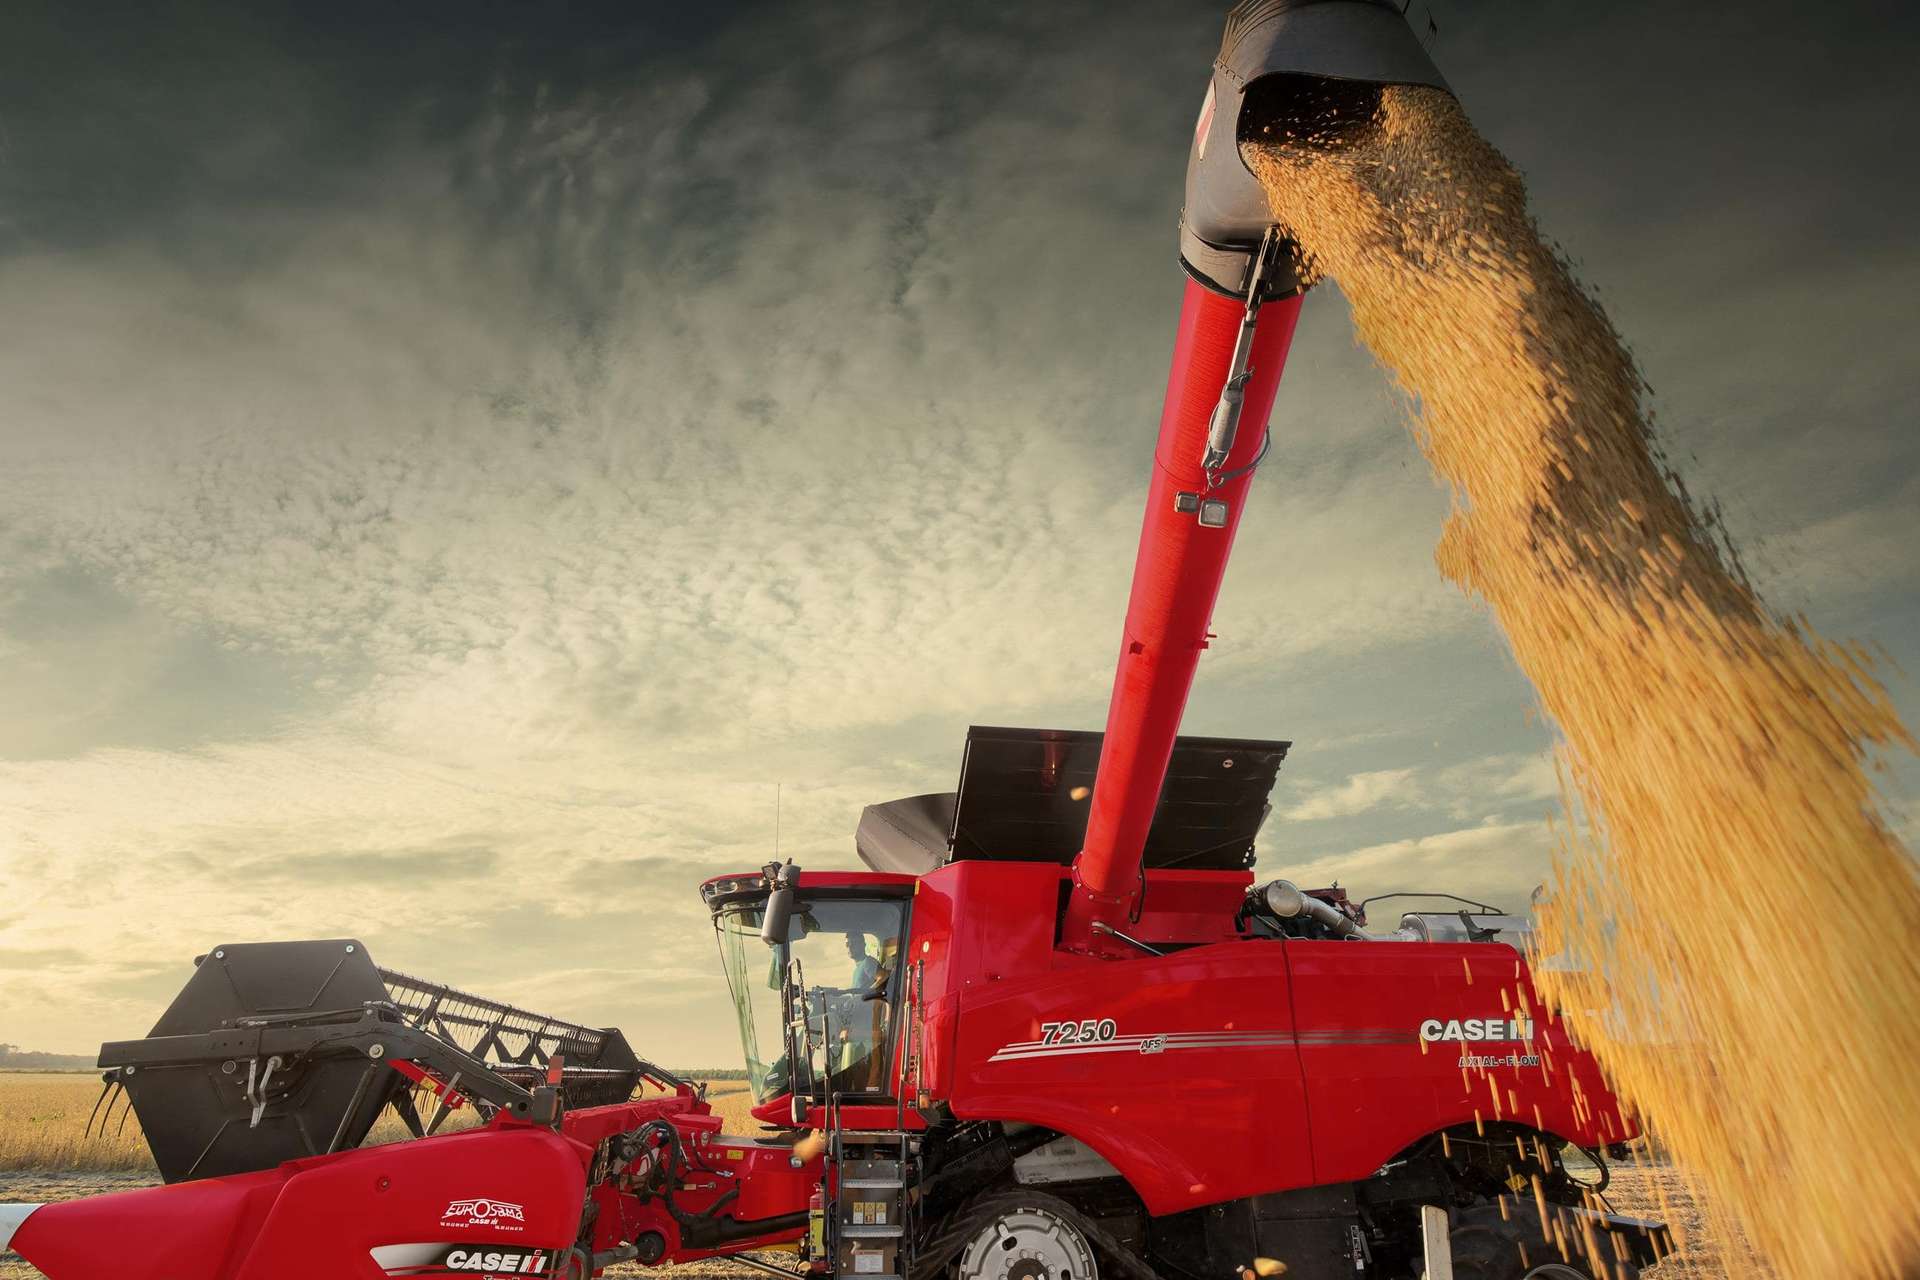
[92,939,681,1183]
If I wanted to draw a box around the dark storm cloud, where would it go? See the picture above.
[0,0,728,254]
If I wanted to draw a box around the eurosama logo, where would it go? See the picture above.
[441,1199,527,1231]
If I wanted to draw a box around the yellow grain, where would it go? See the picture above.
[1246,85,1919,1278]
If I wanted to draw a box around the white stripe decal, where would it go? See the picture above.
[989,1040,1295,1060]
[0,1204,42,1253]
[370,1244,444,1268]
[986,1030,1415,1062]
[988,1034,1297,1062]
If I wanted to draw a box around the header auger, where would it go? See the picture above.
[4,4,1669,1278]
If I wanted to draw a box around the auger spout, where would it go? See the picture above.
[1061,0,1449,954]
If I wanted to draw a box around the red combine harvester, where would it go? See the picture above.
[1,3,1668,1278]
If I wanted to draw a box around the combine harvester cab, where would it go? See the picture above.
[3,941,811,1280]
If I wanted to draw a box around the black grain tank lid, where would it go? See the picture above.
[947,725,1290,870]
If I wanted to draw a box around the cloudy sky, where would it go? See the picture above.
[1,0,1913,1066]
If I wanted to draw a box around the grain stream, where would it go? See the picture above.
[1245,84,1919,1278]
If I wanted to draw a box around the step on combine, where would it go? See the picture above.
[2,4,1669,1278]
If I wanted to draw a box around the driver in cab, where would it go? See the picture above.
[836,930,898,1090]
[845,930,884,992]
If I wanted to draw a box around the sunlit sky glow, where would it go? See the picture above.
[1,0,1912,1065]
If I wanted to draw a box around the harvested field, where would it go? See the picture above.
[0,1076,148,1174]
[0,1072,762,1174]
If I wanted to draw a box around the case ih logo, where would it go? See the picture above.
[370,1243,554,1277]
[441,1198,526,1230]
[1419,1017,1535,1043]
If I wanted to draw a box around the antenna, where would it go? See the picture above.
[774,783,782,859]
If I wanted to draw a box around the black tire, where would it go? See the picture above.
[918,1189,1154,1280]
[939,1190,1101,1280]
[1441,1198,1643,1280]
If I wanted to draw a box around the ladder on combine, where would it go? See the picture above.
[807,957,924,1279]
[825,1105,915,1280]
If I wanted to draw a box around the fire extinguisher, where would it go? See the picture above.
[807,1186,827,1264]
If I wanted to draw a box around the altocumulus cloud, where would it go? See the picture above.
[1,0,1914,1063]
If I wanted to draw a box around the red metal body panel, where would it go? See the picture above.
[946,939,1314,1214]
[10,1091,819,1280]
[1284,942,1626,1182]
[15,1124,590,1280]
[902,862,1256,1105]
[13,1169,288,1280]
[711,860,1634,1221]
[1065,282,1305,951]
[234,1127,589,1279]
[796,862,1626,1217]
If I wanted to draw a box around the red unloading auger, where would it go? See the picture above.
[1062,0,1449,955]
[1060,255,1303,954]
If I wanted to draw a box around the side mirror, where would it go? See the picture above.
[760,860,799,947]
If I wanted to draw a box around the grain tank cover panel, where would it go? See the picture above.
[949,726,1288,869]
[855,792,956,875]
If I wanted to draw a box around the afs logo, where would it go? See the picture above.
[442,1198,527,1232]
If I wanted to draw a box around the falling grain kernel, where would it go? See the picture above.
[1579,1215,1607,1273]
[1245,83,1918,1280]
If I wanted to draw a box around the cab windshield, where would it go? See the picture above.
[714,896,908,1105]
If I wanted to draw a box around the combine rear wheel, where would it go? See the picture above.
[947,1192,1101,1280]
[1439,1199,1642,1280]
